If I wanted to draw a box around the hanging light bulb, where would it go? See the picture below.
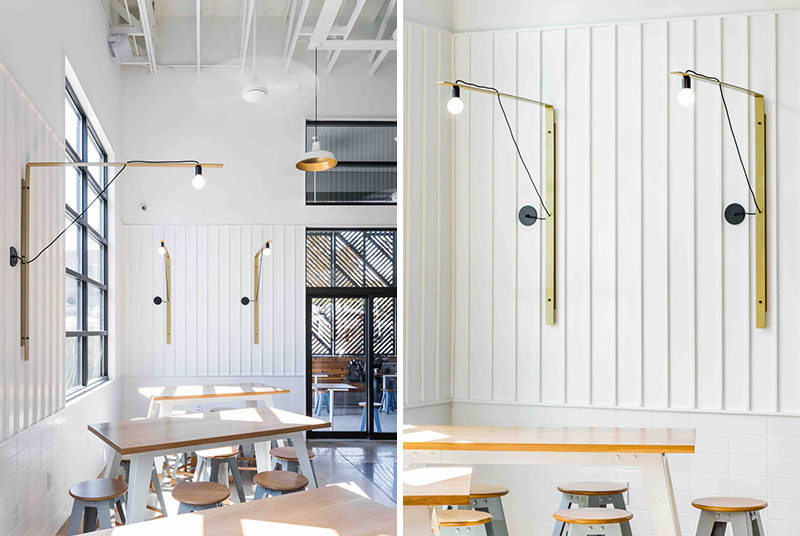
[262,241,271,256]
[447,85,464,115]
[192,165,206,190]
[158,241,166,256]
[677,75,695,107]
[296,48,337,172]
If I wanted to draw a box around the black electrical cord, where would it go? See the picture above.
[14,159,201,265]
[685,70,761,215]
[454,79,551,218]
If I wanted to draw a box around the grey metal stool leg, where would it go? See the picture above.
[82,505,98,533]
[115,498,126,525]
[609,494,633,536]
[751,511,765,536]
[66,501,84,535]
[730,512,754,536]
[97,500,113,530]
[228,458,246,502]
[151,465,168,516]
[552,493,572,536]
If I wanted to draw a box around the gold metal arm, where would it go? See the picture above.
[253,241,271,344]
[670,72,767,328]
[438,81,558,325]
[160,241,172,344]
[17,160,223,361]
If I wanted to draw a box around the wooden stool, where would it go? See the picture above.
[457,484,509,536]
[553,507,633,536]
[172,481,230,515]
[253,470,309,499]
[553,482,631,536]
[66,479,128,535]
[270,446,315,473]
[692,497,767,536]
[438,509,493,534]
[359,401,383,432]
[119,456,167,518]
[194,446,245,503]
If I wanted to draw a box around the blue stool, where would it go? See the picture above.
[313,390,330,415]
[359,402,383,432]
[380,389,397,414]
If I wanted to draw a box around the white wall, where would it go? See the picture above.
[121,224,307,377]
[403,22,454,412]
[118,16,397,226]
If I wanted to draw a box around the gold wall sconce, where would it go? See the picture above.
[9,160,223,360]
[438,80,558,325]
[671,70,766,328]
[153,240,172,344]
[241,241,271,344]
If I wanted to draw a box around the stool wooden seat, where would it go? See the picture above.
[439,508,493,527]
[553,482,631,536]
[557,482,628,496]
[66,479,128,535]
[553,508,632,536]
[692,497,767,536]
[692,497,768,512]
[270,446,316,474]
[172,481,229,514]
[253,470,309,499]
[194,446,245,503]
[470,484,509,499]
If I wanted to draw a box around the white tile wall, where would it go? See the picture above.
[0,380,122,536]
[452,402,800,536]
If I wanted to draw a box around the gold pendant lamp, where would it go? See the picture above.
[296,47,337,172]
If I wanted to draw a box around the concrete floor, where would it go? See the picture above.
[56,439,396,533]
[313,406,398,433]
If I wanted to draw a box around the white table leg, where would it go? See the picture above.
[104,448,123,479]
[257,396,285,446]
[289,432,317,488]
[254,440,271,472]
[127,453,155,524]
[146,397,158,418]
[153,402,174,478]
[329,390,335,431]
[639,454,681,536]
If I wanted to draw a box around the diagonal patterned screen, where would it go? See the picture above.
[307,230,396,288]
[372,297,396,357]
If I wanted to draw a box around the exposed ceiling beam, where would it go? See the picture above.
[284,0,296,22]
[110,0,139,26]
[309,0,343,49]
[196,0,202,73]
[300,24,347,37]
[110,25,144,36]
[326,0,366,74]
[284,0,310,72]
[239,0,255,72]
[316,39,397,51]
[372,0,389,23]
[369,0,396,63]
[137,0,158,74]
[368,28,396,75]
[121,56,150,66]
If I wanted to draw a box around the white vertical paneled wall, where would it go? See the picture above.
[121,225,306,376]
[447,11,800,415]
[403,22,454,409]
[0,62,64,442]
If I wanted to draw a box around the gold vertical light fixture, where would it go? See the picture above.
[9,160,222,360]
[438,80,558,325]
[671,70,767,328]
[296,47,337,172]
[241,241,271,343]
[154,240,172,344]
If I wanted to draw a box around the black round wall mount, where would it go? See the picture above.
[724,203,747,225]
[518,205,538,226]
[241,297,251,305]
[10,246,19,267]
[153,296,163,305]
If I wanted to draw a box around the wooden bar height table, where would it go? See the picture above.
[90,407,329,524]
[403,424,695,536]
[139,383,290,417]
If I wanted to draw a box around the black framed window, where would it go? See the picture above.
[305,121,397,205]
[65,81,108,397]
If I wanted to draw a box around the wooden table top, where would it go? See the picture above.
[403,467,472,506]
[89,407,329,455]
[403,424,695,453]
[313,383,357,390]
[92,484,397,535]
[139,383,290,401]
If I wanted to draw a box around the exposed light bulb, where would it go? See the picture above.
[192,164,205,190]
[262,243,272,257]
[158,243,166,256]
[447,85,464,115]
[677,75,695,107]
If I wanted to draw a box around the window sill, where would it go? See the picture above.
[65,377,112,406]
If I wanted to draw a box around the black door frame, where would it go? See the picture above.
[306,287,397,440]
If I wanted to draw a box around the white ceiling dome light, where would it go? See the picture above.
[242,76,267,103]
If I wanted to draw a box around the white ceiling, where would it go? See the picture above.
[151,0,389,20]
